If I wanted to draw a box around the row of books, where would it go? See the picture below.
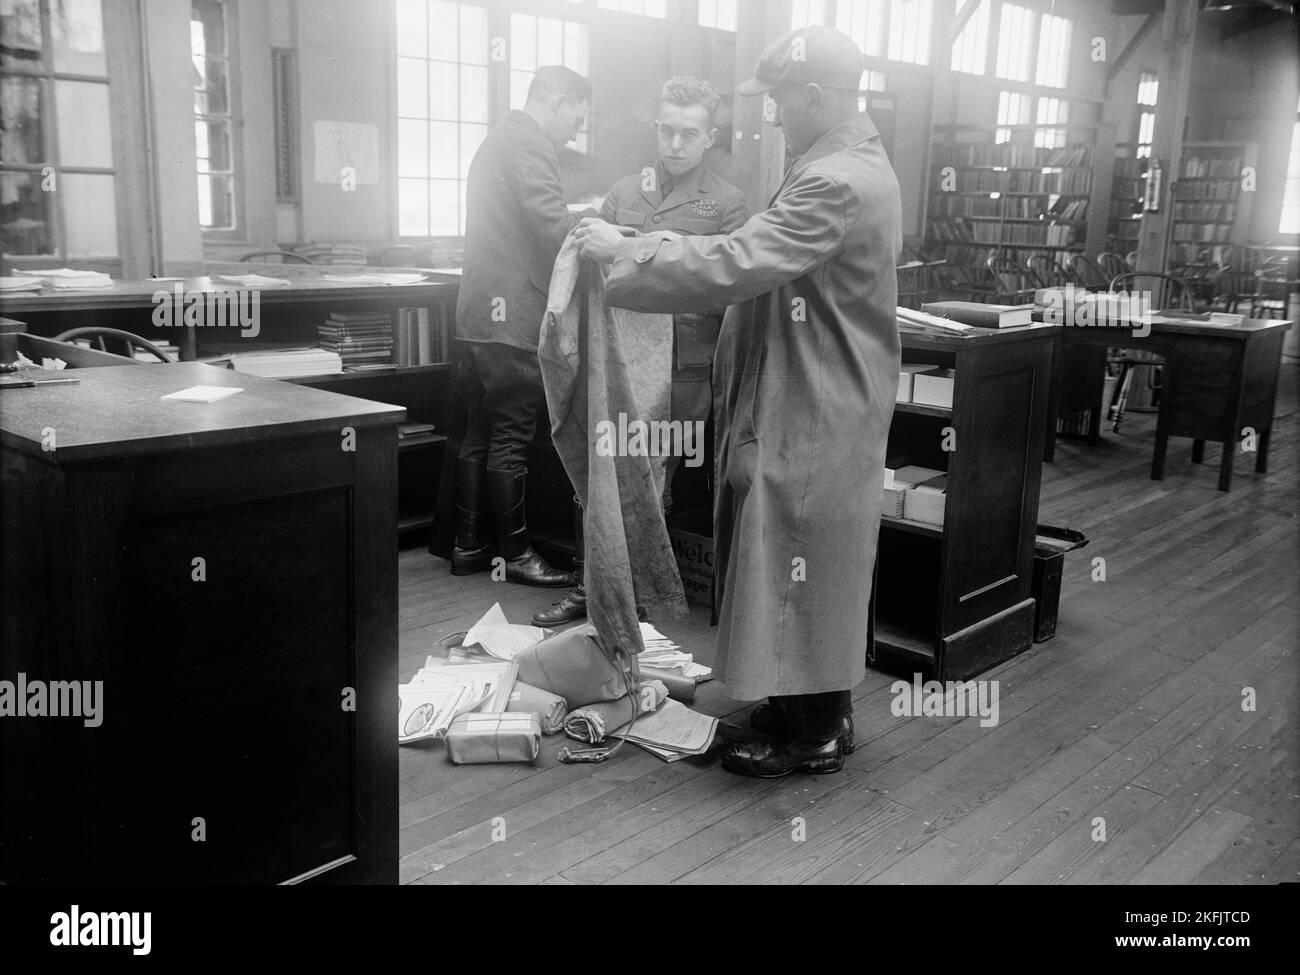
[932,195,1085,220]
[896,363,955,407]
[1171,222,1234,243]
[932,142,1092,169]
[967,220,1076,247]
[396,307,451,366]
[1180,156,1242,179]
[317,311,394,369]
[1173,181,1237,200]
[1170,201,1236,222]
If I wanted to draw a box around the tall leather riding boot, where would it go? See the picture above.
[532,498,588,625]
[451,457,495,575]
[486,468,572,588]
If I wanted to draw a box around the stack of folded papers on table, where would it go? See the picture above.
[0,276,43,292]
[321,272,427,286]
[215,273,292,288]
[228,348,342,378]
[14,268,115,289]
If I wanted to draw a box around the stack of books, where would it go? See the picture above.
[317,312,394,370]
[229,348,342,378]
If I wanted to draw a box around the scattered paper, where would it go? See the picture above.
[161,385,243,403]
[463,602,546,660]
[40,357,68,371]
[611,698,718,759]
[216,273,291,288]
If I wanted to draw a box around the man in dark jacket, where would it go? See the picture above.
[451,66,591,587]
[533,76,748,627]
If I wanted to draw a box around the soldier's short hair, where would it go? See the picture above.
[527,65,592,105]
[659,76,721,126]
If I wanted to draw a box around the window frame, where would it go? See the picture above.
[191,0,244,239]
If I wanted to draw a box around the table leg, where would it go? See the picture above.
[1191,439,1205,464]
[1151,417,1168,482]
[1217,438,1234,492]
[1255,428,1270,474]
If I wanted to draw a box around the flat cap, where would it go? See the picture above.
[737,25,865,96]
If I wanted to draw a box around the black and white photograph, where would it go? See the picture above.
[0,0,1297,926]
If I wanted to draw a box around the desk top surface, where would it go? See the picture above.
[0,273,457,313]
[0,361,405,464]
[1034,310,1292,340]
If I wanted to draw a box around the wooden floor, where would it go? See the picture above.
[396,361,1299,885]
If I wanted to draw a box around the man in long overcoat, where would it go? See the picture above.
[576,26,902,777]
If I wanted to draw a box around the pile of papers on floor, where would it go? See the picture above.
[402,603,720,764]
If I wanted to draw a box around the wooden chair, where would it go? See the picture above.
[53,327,175,362]
[1254,255,1294,318]
[986,255,1039,303]
[1096,251,1129,281]
[1069,254,1110,289]
[238,250,315,264]
[1108,271,1195,312]
[1027,253,1069,288]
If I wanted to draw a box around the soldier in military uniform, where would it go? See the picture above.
[533,76,749,627]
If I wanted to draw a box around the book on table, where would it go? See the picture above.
[921,301,1034,328]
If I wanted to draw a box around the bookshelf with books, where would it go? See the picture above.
[873,322,1058,680]
[1108,144,1145,253]
[1166,142,1257,268]
[925,124,1116,283]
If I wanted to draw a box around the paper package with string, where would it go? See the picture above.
[562,680,669,744]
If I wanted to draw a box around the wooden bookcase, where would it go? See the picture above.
[1108,143,1144,255]
[925,123,1116,280]
[873,323,1058,680]
[1166,141,1258,267]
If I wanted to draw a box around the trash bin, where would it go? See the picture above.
[1032,526,1088,643]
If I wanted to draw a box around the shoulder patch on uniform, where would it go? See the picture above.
[693,199,720,217]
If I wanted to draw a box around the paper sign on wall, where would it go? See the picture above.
[313,121,379,185]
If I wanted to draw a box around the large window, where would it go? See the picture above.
[509,12,589,153]
[1034,13,1071,89]
[597,0,664,16]
[995,3,1035,82]
[995,88,1030,144]
[950,0,990,75]
[698,0,737,31]
[835,1,886,58]
[1034,95,1068,148]
[791,0,831,28]
[395,0,490,236]
[0,0,117,259]
[1280,97,1300,235]
[887,0,931,65]
[192,0,235,230]
[1135,70,1158,159]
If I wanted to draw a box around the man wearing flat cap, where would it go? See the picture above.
[576,26,901,778]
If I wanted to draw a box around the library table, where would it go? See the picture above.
[1044,314,1292,491]
[0,361,403,883]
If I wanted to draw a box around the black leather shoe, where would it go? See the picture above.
[720,738,844,778]
[749,704,856,755]
[451,542,496,576]
[505,547,572,588]
[533,583,587,625]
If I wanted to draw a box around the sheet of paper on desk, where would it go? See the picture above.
[161,385,244,403]
[216,273,291,288]
[321,272,427,286]
[463,602,545,660]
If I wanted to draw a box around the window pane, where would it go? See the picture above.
[995,3,1034,82]
[52,0,106,75]
[395,0,426,57]
[0,76,45,165]
[460,64,488,123]
[511,13,537,71]
[538,17,563,65]
[428,1,458,61]
[0,170,55,255]
[837,1,885,59]
[459,122,486,179]
[397,57,428,118]
[196,173,232,228]
[510,69,529,110]
[428,120,457,178]
[194,56,230,115]
[951,0,990,75]
[195,119,231,170]
[62,171,117,254]
[459,2,488,65]
[564,21,589,75]
[1,0,44,72]
[398,118,428,177]
[398,177,429,236]
[429,179,458,235]
[1035,14,1071,89]
[56,80,112,167]
[888,0,931,65]
[428,60,458,121]
[191,0,225,57]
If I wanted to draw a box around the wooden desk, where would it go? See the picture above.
[1047,315,1292,491]
[0,362,403,883]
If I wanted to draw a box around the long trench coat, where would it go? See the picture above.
[605,112,902,699]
